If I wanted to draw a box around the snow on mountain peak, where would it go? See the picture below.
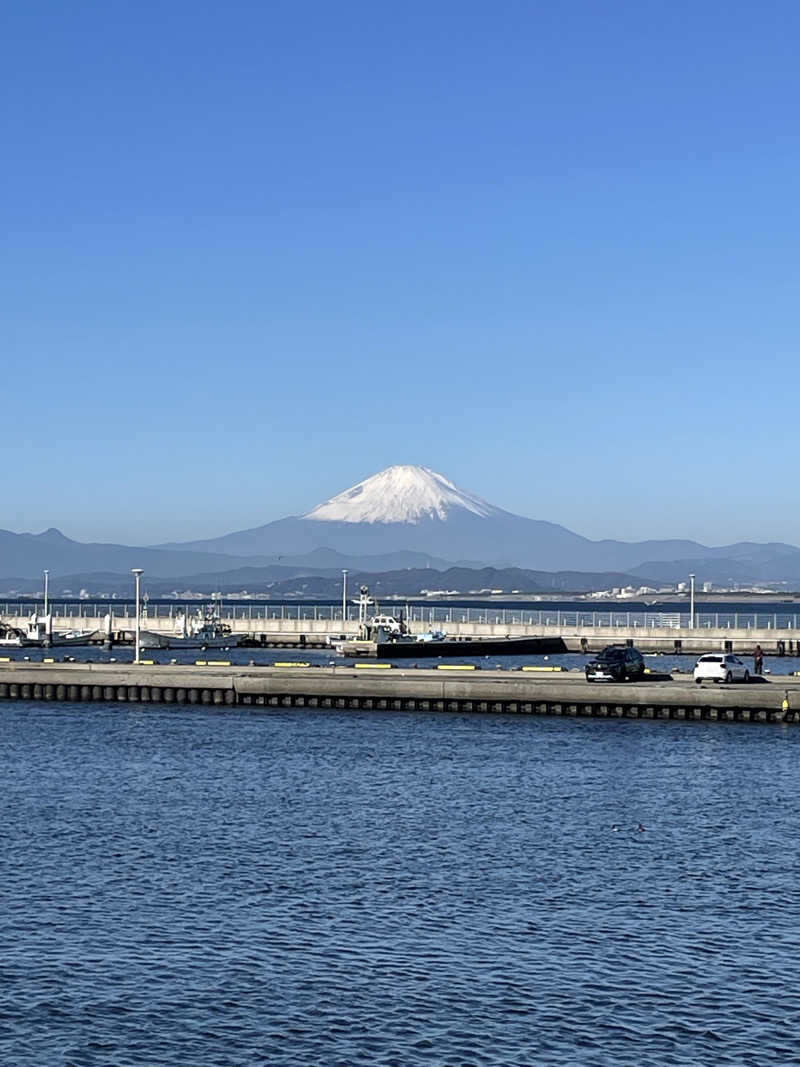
[304,465,499,524]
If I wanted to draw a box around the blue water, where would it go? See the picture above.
[7,643,800,675]
[3,702,800,1065]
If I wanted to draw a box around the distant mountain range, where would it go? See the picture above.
[0,526,272,580]
[156,466,800,583]
[3,465,800,589]
[0,565,657,599]
[0,527,457,584]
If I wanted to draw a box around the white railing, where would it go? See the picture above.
[1,602,799,631]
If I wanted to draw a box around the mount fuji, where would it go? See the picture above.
[4,465,800,584]
[159,465,593,568]
[304,466,499,524]
[161,464,800,578]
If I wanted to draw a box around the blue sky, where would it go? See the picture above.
[3,1,799,547]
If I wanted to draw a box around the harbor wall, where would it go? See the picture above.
[3,612,799,654]
[0,662,798,725]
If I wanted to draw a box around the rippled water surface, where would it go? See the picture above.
[8,643,800,674]
[3,703,800,1065]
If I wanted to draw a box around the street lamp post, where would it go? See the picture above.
[43,569,49,616]
[132,569,143,664]
[689,573,695,630]
[342,569,348,627]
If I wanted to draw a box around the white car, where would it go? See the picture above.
[693,653,750,684]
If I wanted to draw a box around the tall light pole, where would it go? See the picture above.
[132,569,143,664]
[43,569,49,616]
[342,569,348,627]
[689,573,695,630]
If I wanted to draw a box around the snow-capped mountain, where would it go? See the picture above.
[157,465,595,566]
[304,466,500,524]
[6,464,800,580]
[154,465,800,578]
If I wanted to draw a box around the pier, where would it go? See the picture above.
[1,661,798,724]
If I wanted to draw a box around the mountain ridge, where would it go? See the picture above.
[5,465,800,584]
[157,465,800,578]
[0,564,659,598]
[0,527,275,580]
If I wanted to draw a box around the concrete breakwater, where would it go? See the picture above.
[4,610,800,655]
[1,662,798,725]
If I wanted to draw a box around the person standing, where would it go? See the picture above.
[754,644,764,676]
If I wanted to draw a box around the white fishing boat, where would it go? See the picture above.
[53,629,98,646]
[0,615,96,647]
[139,606,239,650]
[331,585,446,652]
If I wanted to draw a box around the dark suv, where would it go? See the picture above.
[585,645,645,683]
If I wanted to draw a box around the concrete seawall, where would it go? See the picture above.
[5,612,800,654]
[1,662,798,725]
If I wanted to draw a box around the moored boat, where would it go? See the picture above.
[376,635,568,658]
[0,615,96,648]
[139,606,240,650]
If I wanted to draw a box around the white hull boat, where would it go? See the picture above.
[137,606,239,651]
[139,630,238,651]
[0,617,96,648]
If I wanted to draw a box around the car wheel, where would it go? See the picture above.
[725,671,732,683]
[744,670,750,683]
[695,678,702,685]
[618,669,626,683]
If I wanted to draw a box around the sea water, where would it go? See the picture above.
[2,701,800,1065]
[7,643,800,676]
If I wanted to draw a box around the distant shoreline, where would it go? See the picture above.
[2,592,799,608]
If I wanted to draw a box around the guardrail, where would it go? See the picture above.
[2,602,799,631]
